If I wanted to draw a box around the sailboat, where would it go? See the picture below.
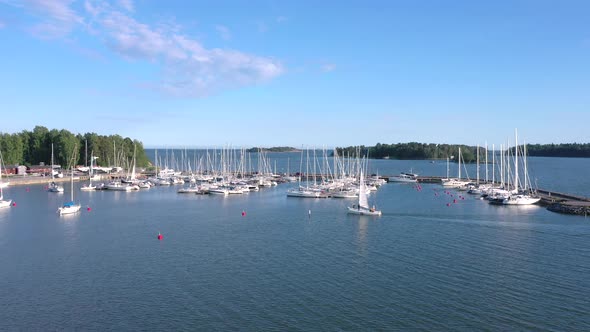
[347,170,381,216]
[58,167,81,215]
[287,147,324,198]
[0,148,12,208]
[48,143,64,193]
[502,129,541,205]
[441,148,470,188]
[81,153,98,191]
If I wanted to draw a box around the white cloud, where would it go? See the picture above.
[5,0,285,97]
[87,4,283,97]
[16,0,85,38]
[26,0,82,23]
[215,24,231,41]
[276,16,287,23]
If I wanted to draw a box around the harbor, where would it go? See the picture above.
[2,168,589,331]
[3,167,590,216]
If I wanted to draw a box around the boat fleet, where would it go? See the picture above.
[438,129,541,205]
[1,129,544,216]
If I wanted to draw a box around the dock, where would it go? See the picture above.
[411,176,590,216]
[2,173,589,216]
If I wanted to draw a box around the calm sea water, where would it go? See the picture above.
[1,154,589,330]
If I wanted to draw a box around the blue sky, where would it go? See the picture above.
[1,0,589,148]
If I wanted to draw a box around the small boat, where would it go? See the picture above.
[287,187,324,198]
[48,144,64,193]
[209,187,229,195]
[177,185,202,194]
[58,165,81,215]
[106,181,139,191]
[48,181,65,193]
[389,172,418,183]
[330,188,358,198]
[80,153,98,191]
[347,170,381,216]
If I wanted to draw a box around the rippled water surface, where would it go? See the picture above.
[1,155,589,330]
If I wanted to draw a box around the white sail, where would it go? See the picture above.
[0,148,12,208]
[358,170,369,209]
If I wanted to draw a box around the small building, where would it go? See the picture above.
[27,165,53,176]
[3,165,18,175]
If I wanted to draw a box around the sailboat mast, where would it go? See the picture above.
[476,144,480,184]
[485,142,488,183]
[70,166,74,201]
[492,144,495,184]
[514,129,519,192]
[458,147,462,180]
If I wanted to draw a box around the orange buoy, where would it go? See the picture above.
[157,233,163,240]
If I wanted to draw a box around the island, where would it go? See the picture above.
[246,147,301,153]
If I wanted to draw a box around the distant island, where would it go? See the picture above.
[335,142,590,162]
[246,147,301,153]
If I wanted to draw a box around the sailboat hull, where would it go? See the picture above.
[58,204,81,215]
[80,185,97,191]
[347,206,382,216]
[502,195,541,205]
[0,199,12,208]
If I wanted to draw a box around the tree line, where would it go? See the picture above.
[336,142,590,162]
[0,126,151,169]
[525,143,590,158]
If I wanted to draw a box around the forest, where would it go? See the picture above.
[336,142,590,162]
[0,126,151,169]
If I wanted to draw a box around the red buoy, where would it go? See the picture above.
[12,202,16,207]
[157,233,163,240]
[87,206,92,211]
[241,211,246,216]
[453,199,457,203]
[446,203,451,207]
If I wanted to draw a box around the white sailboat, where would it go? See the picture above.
[81,153,98,191]
[0,148,12,208]
[58,166,81,215]
[48,143,64,193]
[502,129,541,205]
[287,147,325,198]
[347,170,381,216]
[441,148,470,188]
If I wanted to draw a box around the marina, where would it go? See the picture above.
[1,161,589,330]
[3,1,590,329]
[3,171,589,216]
